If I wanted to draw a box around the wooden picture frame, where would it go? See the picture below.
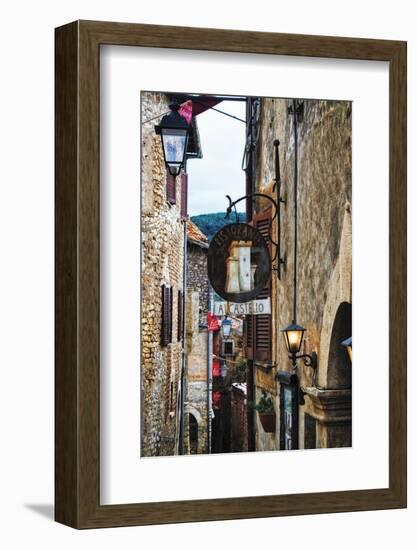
[55,20,407,528]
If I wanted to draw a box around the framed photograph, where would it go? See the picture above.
[55,20,406,528]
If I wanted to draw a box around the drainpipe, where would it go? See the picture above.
[207,285,213,454]
[178,220,187,455]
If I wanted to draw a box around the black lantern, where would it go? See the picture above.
[155,104,190,177]
[221,317,232,339]
[281,320,317,370]
[341,336,352,363]
[281,321,305,355]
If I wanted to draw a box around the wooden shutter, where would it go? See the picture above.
[253,207,272,362]
[169,286,173,343]
[161,285,171,347]
[177,290,183,342]
[180,171,188,220]
[166,173,176,205]
[244,314,254,360]
[254,206,272,253]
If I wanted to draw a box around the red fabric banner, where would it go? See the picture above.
[207,312,220,332]
[178,100,193,124]
[212,391,221,409]
[212,359,221,377]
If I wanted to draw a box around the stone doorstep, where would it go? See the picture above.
[301,386,352,424]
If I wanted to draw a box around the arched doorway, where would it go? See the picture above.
[188,414,198,454]
[327,302,352,388]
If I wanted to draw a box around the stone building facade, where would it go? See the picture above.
[186,221,210,325]
[244,97,352,452]
[140,92,189,457]
[183,221,210,454]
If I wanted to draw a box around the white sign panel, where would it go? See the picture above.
[214,298,271,316]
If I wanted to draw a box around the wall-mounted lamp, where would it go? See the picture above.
[220,360,228,378]
[341,336,352,363]
[221,317,232,339]
[155,104,190,176]
[281,321,317,371]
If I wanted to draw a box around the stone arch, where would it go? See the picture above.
[326,302,352,388]
[184,404,202,424]
[317,206,352,387]
[184,405,202,455]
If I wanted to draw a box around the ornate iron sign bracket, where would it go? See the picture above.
[225,137,286,278]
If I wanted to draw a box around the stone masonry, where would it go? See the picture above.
[183,222,210,454]
[251,98,352,451]
[141,92,185,457]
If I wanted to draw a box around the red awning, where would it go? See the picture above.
[191,97,223,117]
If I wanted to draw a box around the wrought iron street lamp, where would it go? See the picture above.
[155,104,190,176]
[281,321,317,370]
[341,336,352,363]
[221,317,232,339]
[280,100,317,374]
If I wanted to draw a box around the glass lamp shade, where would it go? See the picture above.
[155,106,190,177]
[341,336,352,363]
[161,128,188,176]
[221,361,228,378]
[281,322,306,355]
[221,317,232,339]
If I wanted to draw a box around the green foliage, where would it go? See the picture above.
[234,358,247,383]
[250,390,274,414]
[191,212,246,242]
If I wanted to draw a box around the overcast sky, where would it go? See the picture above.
[187,100,246,217]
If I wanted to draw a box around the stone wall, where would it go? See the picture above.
[252,98,352,451]
[184,290,209,454]
[141,92,185,457]
[187,242,209,325]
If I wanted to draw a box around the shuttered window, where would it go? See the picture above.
[255,206,272,253]
[180,171,188,220]
[166,173,176,205]
[169,286,173,343]
[253,207,272,362]
[244,314,254,360]
[161,285,172,347]
[177,290,183,342]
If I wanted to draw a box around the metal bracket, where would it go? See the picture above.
[289,351,318,390]
[225,137,286,280]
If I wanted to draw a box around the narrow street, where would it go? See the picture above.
[141,92,352,457]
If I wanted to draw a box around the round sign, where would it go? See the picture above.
[207,223,271,303]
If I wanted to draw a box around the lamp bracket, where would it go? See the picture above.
[287,352,318,387]
[296,352,317,370]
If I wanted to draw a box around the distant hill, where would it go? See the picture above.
[191,212,246,242]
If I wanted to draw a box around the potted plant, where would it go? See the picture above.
[253,390,276,433]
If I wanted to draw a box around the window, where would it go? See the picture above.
[166,173,176,205]
[177,290,183,342]
[180,171,188,220]
[223,340,234,356]
[161,284,172,347]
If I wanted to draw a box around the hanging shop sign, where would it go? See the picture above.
[208,223,271,303]
[214,298,271,316]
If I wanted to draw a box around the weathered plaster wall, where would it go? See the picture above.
[253,98,352,451]
[141,92,185,457]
